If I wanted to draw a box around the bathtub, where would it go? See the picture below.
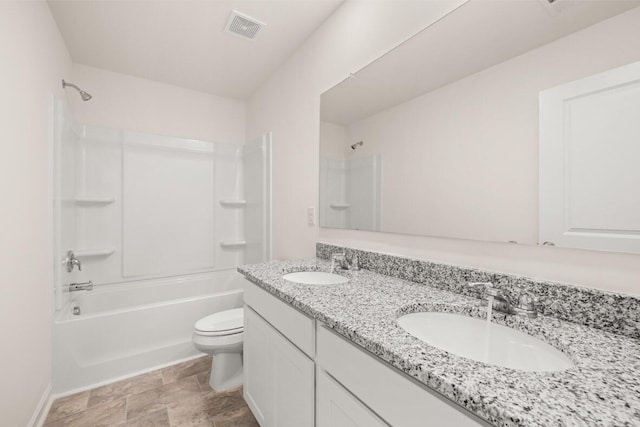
[52,269,244,394]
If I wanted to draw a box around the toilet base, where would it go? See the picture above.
[209,351,243,391]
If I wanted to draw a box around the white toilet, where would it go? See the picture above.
[192,307,244,391]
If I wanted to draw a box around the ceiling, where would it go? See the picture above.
[48,0,344,100]
[321,0,640,125]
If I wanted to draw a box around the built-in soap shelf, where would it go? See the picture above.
[219,240,247,249]
[74,248,116,257]
[73,196,115,204]
[329,203,350,209]
[219,200,247,207]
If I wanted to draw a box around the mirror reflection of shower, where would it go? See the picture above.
[62,79,92,101]
[319,152,381,232]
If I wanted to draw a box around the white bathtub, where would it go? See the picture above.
[53,269,244,394]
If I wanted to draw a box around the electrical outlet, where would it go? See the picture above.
[307,207,315,226]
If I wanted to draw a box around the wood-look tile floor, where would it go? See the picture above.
[44,356,259,427]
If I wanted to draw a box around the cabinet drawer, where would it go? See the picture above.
[316,325,490,427]
[243,278,315,357]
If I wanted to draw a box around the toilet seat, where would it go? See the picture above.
[194,308,243,336]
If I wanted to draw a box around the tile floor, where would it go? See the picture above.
[44,356,259,427]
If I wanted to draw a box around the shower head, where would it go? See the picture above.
[350,141,364,150]
[62,79,92,102]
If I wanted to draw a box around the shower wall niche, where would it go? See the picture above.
[52,100,271,310]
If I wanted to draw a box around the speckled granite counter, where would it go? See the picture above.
[238,258,640,427]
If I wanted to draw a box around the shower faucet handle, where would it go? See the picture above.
[63,250,82,272]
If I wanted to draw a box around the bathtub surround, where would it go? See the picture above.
[44,355,258,427]
[317,243,640,340]
[51,98,270,393]
[238,259,640,426]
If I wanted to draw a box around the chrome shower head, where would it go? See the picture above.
[350,141,364,150]
[62,79,92,102]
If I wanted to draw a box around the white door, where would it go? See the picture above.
[539,60,640,253]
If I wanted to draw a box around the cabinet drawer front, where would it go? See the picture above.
[316,325,490,427]
[243,279,315,357]
[317,369,388,427]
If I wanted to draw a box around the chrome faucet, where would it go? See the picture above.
[330,252,361,273]
[330,252,348,273]
[69,281,93,292]
[468,282,538,319]
[63,250,82,273]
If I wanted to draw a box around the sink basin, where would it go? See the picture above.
[397,312,574,372]
[282,271,348,285]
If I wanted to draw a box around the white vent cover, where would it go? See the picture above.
[224,10,265,40]
[537,0,572,16]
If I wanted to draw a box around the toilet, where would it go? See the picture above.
[192,307,244,391]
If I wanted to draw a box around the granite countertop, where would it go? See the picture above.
[238,259,640,427]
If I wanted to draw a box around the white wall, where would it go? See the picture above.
[69,64,246,144]
[248,2,640,295]
[0,2,72,425]
[320,121,348,159]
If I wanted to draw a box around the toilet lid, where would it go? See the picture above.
[195,308,243,334]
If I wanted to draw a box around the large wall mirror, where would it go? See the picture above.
[319,0,640,253]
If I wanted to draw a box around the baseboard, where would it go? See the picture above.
[28,384,53,427]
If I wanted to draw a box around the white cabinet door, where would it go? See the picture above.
[244,305,271,426]
[271,321,315,427]
[244,305,314,427]
[317,369,388,427]
[539,60,640,253]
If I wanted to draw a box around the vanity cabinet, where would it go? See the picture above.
[244,282,315,427]
[243,279,490,427]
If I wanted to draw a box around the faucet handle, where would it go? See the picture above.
[517,292,538,309]
[350,255,360,271]
[514,292,538,318]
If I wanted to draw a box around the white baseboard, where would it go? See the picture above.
[28,384,53,427]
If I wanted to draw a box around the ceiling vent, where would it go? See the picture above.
[537,0,573,16]
[224,10,265,40]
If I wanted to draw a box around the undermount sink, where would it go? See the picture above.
[397,312,574,372]
[282,271,349,285]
